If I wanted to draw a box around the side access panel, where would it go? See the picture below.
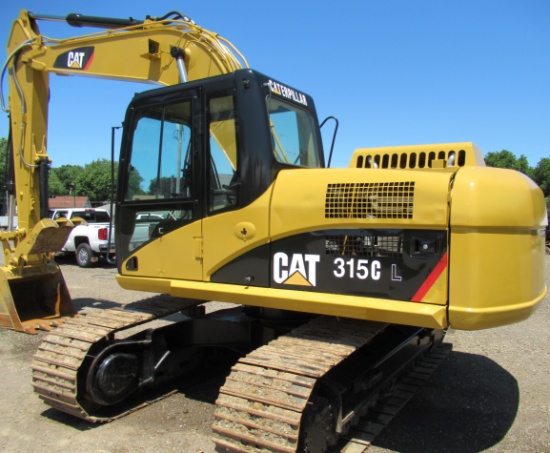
[270,229,447,303]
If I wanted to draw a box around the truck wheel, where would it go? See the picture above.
[76,243,97,268]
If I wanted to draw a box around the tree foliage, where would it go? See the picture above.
[484,150,550,199]
[49,164,84,197]
[49,160,121,202]
[531,157,550,197]
[76,159,117,202]
[484,150,532,176]
[0,137,7,191]
[128,168,144,199]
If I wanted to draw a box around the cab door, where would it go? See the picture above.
[201,85,271,284]
[117,89,204,281]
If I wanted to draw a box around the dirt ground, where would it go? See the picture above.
[0,256,549,453]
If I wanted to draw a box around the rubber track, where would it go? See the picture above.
[31,297,201,422]
[212,317,387,453]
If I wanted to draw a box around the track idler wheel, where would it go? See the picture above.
[87,352,140,406]
[298,395,339,452]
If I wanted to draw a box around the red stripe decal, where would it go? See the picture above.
[84,53,94,70]
[411,251,448,302]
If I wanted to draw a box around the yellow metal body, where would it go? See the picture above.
[2,10,247,332]
[448,166,546,329]
[118,143,547,331]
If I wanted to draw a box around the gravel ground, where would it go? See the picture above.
[0,256,549,453]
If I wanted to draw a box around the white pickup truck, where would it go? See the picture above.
[50,208,116,268]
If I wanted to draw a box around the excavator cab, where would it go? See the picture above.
[115,69,324,268]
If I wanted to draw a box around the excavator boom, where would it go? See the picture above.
[1,10,247,332]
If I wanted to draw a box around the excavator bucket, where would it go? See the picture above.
[0,264,74,334]
[0,219,77,334]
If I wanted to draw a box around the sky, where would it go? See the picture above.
[0,0,549,169]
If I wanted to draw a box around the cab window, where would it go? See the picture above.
[268,97,322,168]
[125,101,193,202]
[208,94,239,213]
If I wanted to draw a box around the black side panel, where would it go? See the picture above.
[211,243,270,287]
[271,230,447,300]
[211,229,447,301]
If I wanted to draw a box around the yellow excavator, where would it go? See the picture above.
[3,9,547,452]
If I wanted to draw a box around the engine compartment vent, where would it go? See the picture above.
[326,233,403,257]
[354,148,468,169]
[325,182,415,219]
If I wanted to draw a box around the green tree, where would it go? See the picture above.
[515,155,532,175]
[485,149,550,199]
[50,159,145,202]
[127,169,144,199]
[532,157,550,197]
[50,164,85,196]
[484,150,532,176]
[1,138,128,207]
[0,138,7,191]
[76,159,117,202]
[48,169,65,196]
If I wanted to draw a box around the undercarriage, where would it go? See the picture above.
[32,298,446,451]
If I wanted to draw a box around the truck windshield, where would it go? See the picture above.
[268,97,322,168]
